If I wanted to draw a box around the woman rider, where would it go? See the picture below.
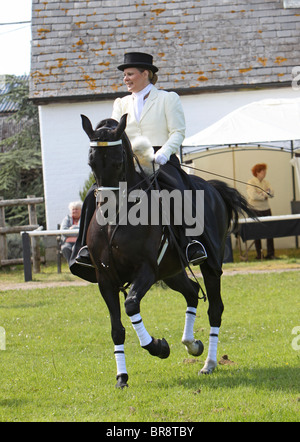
[71,52,206,281]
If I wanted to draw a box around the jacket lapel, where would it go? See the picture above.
[127,95,135,121]
[139,87,158,122]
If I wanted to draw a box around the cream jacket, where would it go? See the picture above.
[111,86,185,160]
[247,176,274,211]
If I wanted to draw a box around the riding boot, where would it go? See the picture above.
[75,245,95,268]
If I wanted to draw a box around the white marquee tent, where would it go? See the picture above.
[182,98,300,148]
[182,98,300,193]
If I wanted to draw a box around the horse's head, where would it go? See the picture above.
[81,114,128,187]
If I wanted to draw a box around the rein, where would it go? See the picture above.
[89,136,207,301]
[99,167,160,297]
[179,162,273,197]
[90,138,160,296]
[151,162,207,302]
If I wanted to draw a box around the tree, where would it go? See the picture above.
[79,172,95,201]
[0,75,45,226]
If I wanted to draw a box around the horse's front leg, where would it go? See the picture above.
[98,281,128,388]
[124,264,170,359]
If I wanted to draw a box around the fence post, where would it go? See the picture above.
[0,196,7,265]
[57,224,62,274]
[21,232,32,282]
[27,195,40,273]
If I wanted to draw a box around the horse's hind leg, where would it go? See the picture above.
[199,263,224,374]
[164,272,204,357]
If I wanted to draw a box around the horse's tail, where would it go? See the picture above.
[208,179,257,232]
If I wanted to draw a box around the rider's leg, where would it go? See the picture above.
[74,184,96,268]
[158,155,207,266]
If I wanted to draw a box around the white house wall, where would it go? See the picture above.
[39,100,113,229]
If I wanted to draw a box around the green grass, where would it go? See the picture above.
[0,271,299,422]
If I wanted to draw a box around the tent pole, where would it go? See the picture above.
[291,140,296,201]
[291,140,298,248]
[232,145,237,189]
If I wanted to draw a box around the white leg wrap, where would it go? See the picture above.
[199,327,220,374]
[130,313,152,347]
[207,326,219,361]
[114,344,127,376]
[182,307,197,343]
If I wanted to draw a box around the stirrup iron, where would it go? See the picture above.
[186,240,207,265]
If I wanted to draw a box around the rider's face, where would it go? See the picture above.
[123,68,150,93]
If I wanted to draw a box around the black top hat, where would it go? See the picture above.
[117,52,158,73]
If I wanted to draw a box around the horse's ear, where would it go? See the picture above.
[81,114,94,139]
[113,113,128,139]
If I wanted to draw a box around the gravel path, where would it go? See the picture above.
[0,280,90,292]
[0,267,298,291]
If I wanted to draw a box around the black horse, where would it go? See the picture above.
[78,113,255,388]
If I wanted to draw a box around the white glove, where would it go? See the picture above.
[154,151,168,165]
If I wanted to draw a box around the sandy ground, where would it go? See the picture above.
[0,280,91,292]
[0,267,299,291]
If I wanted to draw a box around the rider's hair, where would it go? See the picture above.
[137,68,158,85]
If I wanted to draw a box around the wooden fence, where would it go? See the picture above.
[0,195,44,271]
[21,229,78,282]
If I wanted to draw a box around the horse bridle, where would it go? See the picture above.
[89,136,126,192]
[89,135,158,195]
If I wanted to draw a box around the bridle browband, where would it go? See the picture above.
[89,140,122,147]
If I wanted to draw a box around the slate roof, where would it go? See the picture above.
[29,0,300,102]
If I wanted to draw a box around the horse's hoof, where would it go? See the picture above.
[158,338,170,359]
[199,358,217,375]
[182,339,204,357]
[115,373,129,389]
[143,337,170,359]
